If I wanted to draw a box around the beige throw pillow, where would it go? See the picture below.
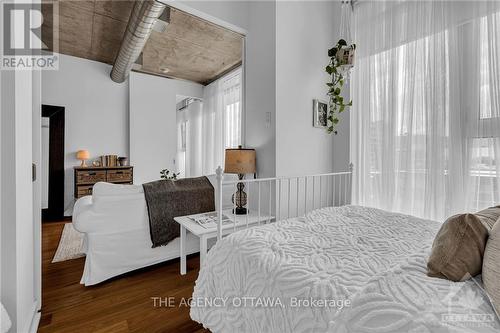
[475,205,500,232]
[483,218,500,314]
[427,214,489,282]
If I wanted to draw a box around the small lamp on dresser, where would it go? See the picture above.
[76,150,90,167]
[224,146,256,215]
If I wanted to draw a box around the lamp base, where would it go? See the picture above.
[231,177,248,215]
[233,207,247,215]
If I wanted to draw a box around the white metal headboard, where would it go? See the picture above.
[215,164,353,240]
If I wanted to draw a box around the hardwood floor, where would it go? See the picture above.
[39,222,209,333]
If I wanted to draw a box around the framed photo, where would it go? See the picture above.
[313,99,328,128]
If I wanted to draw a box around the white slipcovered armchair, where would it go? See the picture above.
[73,182,200,286]
[1,302,11,333]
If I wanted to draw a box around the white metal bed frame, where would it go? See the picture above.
[215,164,354,241]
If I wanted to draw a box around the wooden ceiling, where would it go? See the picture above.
[42,0,243,85]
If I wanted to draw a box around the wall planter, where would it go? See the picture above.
[325,39,355,134]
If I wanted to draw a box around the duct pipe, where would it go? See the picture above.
[110,0,166,83]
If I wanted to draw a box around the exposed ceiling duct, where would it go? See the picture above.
[110,0,168,83]
[153,7,171,33]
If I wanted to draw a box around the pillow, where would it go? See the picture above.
[92,182,145,211]
[92,182,144,197]
[483,218,500,314]
[427,213,489,281]
[475,205,500,232]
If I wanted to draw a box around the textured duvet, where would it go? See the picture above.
[190,206,499,332]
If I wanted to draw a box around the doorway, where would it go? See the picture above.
[42,104,65,221]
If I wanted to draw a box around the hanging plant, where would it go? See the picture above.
[325,39,355,134]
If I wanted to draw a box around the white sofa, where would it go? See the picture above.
[73,181,204,286]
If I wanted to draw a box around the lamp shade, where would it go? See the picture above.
[76,150,90,160]
[224,147,256,174]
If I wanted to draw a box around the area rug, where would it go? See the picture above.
[52,223,85,263]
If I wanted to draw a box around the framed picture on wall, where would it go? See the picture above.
[313,99,328,128]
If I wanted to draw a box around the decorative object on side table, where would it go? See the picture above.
[313,99,328,128]
[118,156,129,166]
[76,150,90,167]
[160,169,180,180]
[224,146,256,215]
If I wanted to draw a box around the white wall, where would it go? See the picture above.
[245,1,277,178]
[174,1,278,218]
[1,55,40,333]
[129,72,203,184]
[42,54,206,209]
[177,0,277,178]
[276,0,343,177]
[1,69,17,333]
[178,1,348,180]
[274,1,350,218]
[42,54,129,213]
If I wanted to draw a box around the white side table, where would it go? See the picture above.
[174,210,274,275]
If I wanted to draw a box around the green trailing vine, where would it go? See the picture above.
[326,39,355,134]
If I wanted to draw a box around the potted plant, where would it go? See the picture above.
[160,169,180,180]
[325,39,355,134]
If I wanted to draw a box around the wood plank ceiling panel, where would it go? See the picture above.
[52,0,95,60]
[90,13,127,64]
[94,0,134,22]
[142,8,242,84]
[41,1,243,85]
[143,31,241,84]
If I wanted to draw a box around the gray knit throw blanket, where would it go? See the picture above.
[142,176,214,247]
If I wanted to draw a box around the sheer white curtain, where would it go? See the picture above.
[178,68,243,177]
[178,100,203,177]
[351,1,500,221]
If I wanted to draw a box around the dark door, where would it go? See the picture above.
[42,105,65,221]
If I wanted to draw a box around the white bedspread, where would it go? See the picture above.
[333,252,500,332]
[191,205,488,332]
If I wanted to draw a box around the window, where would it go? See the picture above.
[177,68,243,177]
[222,70,243,149]
[467,14,500,211]
[354,3,500,220]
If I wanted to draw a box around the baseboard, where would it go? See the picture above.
[27,302,41,333]
[29,312,41,333]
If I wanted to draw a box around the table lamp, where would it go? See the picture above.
[224,146,256,215]
[76,150,90,167]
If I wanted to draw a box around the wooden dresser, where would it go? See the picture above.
[74,166,134,199]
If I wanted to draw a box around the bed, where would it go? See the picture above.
[190,205,500,332]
